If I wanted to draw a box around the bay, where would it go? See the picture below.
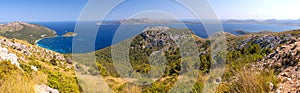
[33,21,299,54]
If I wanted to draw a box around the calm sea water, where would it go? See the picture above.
[32,21,299,54]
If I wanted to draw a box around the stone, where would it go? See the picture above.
[35,84,59,93]
[268,82,274,91]
[0,46,20,68]
[31,65,38,71]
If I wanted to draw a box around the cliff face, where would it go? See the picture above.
[0,22,56,44]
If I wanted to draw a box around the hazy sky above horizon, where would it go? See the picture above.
[210,0,300,20]
[0,0,299,22]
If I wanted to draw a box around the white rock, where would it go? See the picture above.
[31,65,38,71]
[0,47,20,68]
[35,84,59,93]
[268,82,274,90]
[0,47,8,54]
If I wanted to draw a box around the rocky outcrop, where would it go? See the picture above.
[253,37,300,92]
[238,34,292,49]
[135,26,195,51]
[138,26,175,49]
[0,44,20,68]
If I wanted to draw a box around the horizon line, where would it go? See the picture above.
[1,18,300,23]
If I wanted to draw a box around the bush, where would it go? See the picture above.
[46,70,81,93]
[50,59,57,66]
[20,64,33,73]
[28,61,43,69]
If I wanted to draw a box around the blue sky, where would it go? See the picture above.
[0,0,87,22]
[0,0,299,22]
[210,0,300,20]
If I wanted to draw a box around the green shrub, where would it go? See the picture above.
[20,64,33,73]
[46,70,81,93]
[29,61,43,69]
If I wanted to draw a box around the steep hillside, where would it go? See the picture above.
[77,27,300,92]
[217,30,300,93]
[0,36,80,93]
[0,22,56,44]
[254,38,300,92]
[74,26,209,92]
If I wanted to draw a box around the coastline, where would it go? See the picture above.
[35,38,43,44]
[33,23,300,55]
[35,35,73,54]
[34,35,58,44]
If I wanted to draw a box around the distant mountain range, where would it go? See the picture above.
[222,19,300,26]
[96,18,300,26]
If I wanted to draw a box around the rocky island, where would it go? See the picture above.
[63,32,77,37]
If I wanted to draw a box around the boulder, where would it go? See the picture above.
[31,65,38,71]
[35,84,59,93]
[0,46,20,68]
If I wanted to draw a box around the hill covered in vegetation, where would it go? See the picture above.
[2,22,300,92]
[0,22,56,44]
[0,36,80,93]
[74,26,300,92]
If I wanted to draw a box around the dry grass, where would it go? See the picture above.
[216,69,278,93]
[77,74,115,93]
[121,85,142,93]
[0,59,49,93]
[0,72,34,93]
[0,71,48,93]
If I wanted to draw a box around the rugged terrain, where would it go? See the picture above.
[1,21,300,93]
[75,26,300,93]
[253,37,300,92]
[0,22,80,93]
[0,35,80,93]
